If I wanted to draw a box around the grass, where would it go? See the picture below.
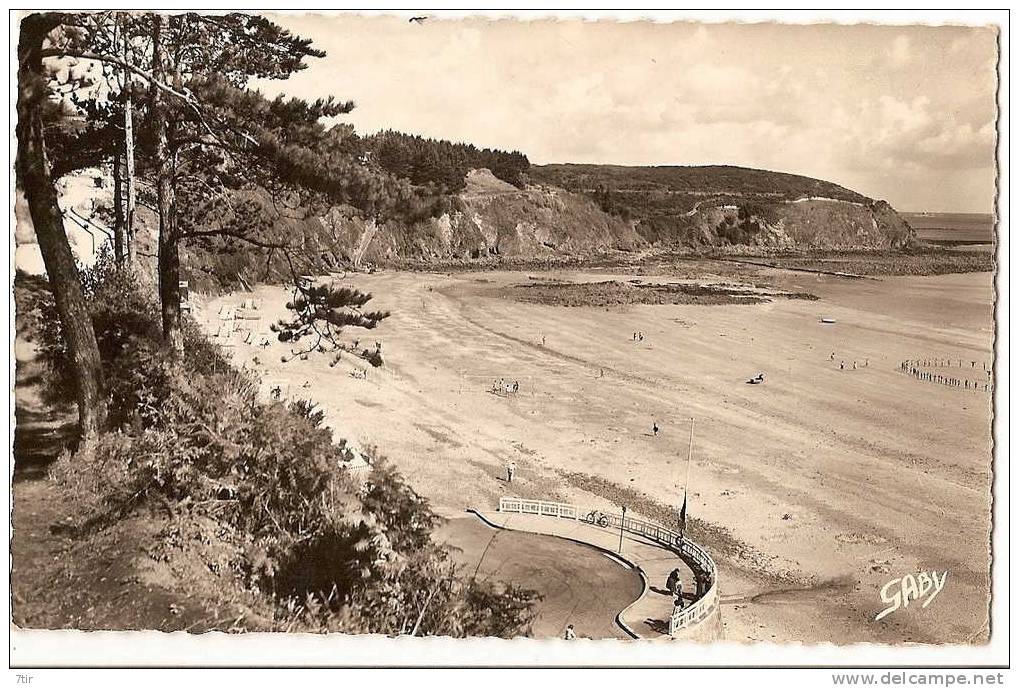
[531,164,870,204]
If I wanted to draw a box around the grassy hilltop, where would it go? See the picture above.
[531,163,870,203]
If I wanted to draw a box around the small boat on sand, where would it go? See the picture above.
[819,317,837,324]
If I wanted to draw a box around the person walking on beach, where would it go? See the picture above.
[506,461,517,483]
[652,420,660,437]
[564,624,576,640]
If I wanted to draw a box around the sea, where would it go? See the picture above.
[902,212,996,247]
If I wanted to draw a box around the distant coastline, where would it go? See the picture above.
[902,212,995,246]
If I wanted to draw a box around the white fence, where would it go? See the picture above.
[498,497,719,637]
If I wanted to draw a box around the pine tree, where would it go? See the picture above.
[271,283,389,364]
[16,13,107,440]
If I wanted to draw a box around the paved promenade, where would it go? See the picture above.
[474,510,699,639]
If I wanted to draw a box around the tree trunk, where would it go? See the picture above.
[111,151,126,264]
[151,14,183,353]
[122,29,136,266]
[17,15,106,441]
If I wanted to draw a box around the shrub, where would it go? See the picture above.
[288,399,325,427]
[29,249,233,428]
[36,256,536,637]
[13,270,55,343]
[71,367,538,636]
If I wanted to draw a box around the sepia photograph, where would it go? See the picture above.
[7,8,1009,676]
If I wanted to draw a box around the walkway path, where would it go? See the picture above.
[474,510,698,639]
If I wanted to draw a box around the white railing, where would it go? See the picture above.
[499,496,579,520]
[497,497,719,637]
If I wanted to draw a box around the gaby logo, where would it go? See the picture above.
[875,570,948,621]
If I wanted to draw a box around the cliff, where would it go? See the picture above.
[531,163,916,250]
[181,169,645,290]
[41,164,916,293]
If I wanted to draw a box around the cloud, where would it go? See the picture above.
[915,122,997,169]
[260,16,999,212]
[890,34,912,66]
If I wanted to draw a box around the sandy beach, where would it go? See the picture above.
[198,265,994,645]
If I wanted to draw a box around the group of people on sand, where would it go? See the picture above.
[900,358,992,392]
[830,352,868,371]
[349,339,383,354]
[632,331,646,342]
[493,378,520,395]
[904,357,988,370]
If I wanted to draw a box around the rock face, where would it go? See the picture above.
[121,165,915,291]
[532,163,916,251]
[683,198,914,250]
[321,169,644,264]
[169,168,643,290]
[301,167,914,273]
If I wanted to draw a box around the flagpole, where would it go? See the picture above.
[681,416,695,538]
[685,416,695,493]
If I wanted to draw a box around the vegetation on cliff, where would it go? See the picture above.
[531,163,916,250]
[352,129,530,191]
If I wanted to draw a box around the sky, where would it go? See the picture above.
[257,15,999,213]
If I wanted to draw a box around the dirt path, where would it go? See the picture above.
[11,332,222,632]
[200,267,994,645]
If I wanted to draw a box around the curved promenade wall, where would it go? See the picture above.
[495,497,722,641]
